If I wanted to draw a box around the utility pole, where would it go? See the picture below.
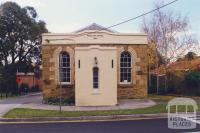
[147,48,151,88]
[59,55,62,113]
[156,67,159,94]
[156,49,159,94]
[59,79,62,113]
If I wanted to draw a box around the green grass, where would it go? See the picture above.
[4,103,200,118]
[148,94,200,103]
[148,94,176,102]
[4,104,168,118]
[3,94,200,118]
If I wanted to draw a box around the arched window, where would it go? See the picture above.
[120,51,132,83]
[93,67,99,88]
[59,52,70,83]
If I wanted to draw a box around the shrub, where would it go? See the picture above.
[185,71,200,87]
[19,83,29,94]
[167,70,186,94]
[43,96,75,106]
[185,71,200,96]
[63,96,75,105]
[30,85,40,92]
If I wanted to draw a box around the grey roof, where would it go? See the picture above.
[74,23,117,33]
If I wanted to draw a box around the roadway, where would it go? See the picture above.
[0,118,200,133]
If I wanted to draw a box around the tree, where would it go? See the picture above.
[0,2,48,67]
[141,1,199,64]
[0,2,48,95]
[142,1,199,93]
[147,43,165,69]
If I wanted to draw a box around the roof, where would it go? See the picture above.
[151,58,200,74]
[74,23,116,33]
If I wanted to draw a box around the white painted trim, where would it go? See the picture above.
[42,32,147,36]
[42,30,148,45]
[60,82,71,85]
[75,45,117,50]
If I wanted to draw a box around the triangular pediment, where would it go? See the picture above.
[74,23,116,33]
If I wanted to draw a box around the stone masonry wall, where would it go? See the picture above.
[117,45,148,99]
[42,44,148,100]
[42,45,75,99]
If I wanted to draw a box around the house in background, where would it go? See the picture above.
[151,58,200,75]
[16,72,41,89]
[149,57,200,94]
[41,23,148,106]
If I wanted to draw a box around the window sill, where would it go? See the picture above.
[57,84,74,88]
[118,84,133,88]
[60,82,71,85]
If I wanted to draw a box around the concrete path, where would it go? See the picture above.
[0,93,156,117]
[0,93,42,117]
[21,99,156,111]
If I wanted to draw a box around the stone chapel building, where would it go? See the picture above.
[42,23,148,106]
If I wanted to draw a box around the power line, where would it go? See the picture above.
[104,0,179,30]
[46,0,179,42]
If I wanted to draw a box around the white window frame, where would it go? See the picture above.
[119,51,132,84]
[59,52,71,85]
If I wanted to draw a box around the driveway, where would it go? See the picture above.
[0,93,42,117]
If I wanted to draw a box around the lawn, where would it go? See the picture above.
[148,94,200,103]
[4,103,200,118]
[3,104,167,118]
[3,94,200,118]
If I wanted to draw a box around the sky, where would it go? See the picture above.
[1,0,200,41]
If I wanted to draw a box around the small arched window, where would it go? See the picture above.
[120,51,132,83]
[59,52,70,83]
[93,67,99,89]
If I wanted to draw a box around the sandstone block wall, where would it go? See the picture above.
[42,44,148,100]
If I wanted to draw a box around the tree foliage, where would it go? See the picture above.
[0,2,48,95]
[185,71,200,87]
[141,1,199,63]
[0,2,48,66]
[147,43,166,69]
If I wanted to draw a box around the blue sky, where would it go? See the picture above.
[1,0,200,41]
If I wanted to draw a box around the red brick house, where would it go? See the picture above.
[16,72,41,90]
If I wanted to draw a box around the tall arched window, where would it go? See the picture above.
[93,67,99,89]
[59,52,70,83]
[120,51,132,83]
